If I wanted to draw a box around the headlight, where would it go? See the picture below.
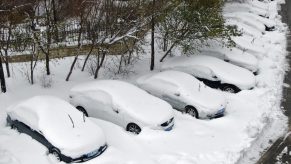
[161,117,174,127]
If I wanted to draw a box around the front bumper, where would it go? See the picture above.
[207,108,225,119]
[69,144,108,163]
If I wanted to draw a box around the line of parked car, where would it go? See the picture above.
[4,0,276,162]
[3,63,255,163]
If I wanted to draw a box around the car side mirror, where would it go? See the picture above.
[174,92,181,97]
[113,108,119,114]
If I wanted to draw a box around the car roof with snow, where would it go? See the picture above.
[70,80,173,125]
[224,13,266,32]
[6,96,105,158]
[137,70,226,111]
[161,55,256,90]
[224,12,275,28]
[223,3,269,18]
[200,47,258,72]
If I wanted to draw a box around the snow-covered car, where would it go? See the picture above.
[231,36,266,59]
[199,47,259,73]
[224,12,276,32]
[6,96,107,163]
[69,80,175,134]
[224,2,270,18]
[136,71,227,119]
[161,55,256,93]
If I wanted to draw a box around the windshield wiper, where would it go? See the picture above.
[68,114,75,128]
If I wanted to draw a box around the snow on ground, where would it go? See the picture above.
[0,0,288,164]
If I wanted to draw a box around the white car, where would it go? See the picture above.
[161,55,256,93]
[136,71,227,119]
[224,2,270,18]
[69,80,175,134]
[224,12,276,32]
[6,96,107,163]
[231,36,267,59]
[199,46,259,73]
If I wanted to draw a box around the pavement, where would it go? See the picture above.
[257,1,291,164]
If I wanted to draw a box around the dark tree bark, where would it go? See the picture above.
[45,50,50,75]
[0,56,6,93]
[81,44,94,71]
[160,42,176,62]
[4,25,11,77]
[94,50,106,79]
[150,0,155,71]
[30,43,38,85]
[4,52,10,77]
[66,19,84,81]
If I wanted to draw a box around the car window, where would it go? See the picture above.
[150,79,179,96]
[189,65,217,81]
[85,90,113,106]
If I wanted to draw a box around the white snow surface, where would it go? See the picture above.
[70,80,174,127]
[0,0,288,164]
[136,70,226,118]
[161,55,256,90]
[7,96,106,158]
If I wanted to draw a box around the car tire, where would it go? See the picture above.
[221,84,240,93]
[11,123,16,130]
[76,106,88,117]
[50,147,61,162]
[185,106,199,118]
[126,123,141,135]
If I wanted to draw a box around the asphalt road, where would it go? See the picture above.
[257,1,291,164]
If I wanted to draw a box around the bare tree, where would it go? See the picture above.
[0,56,6,93]
[150,0,155,71]
[65,0,96,81]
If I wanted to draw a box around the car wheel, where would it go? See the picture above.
[50,148,61,162]
[11,124,16,130]
[221,84,240,93]
[76,106,88,117]
[126,123,141,135]
[185,106,199,118]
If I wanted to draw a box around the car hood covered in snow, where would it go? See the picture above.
[137,71,226,113]
[70,80,174,126]
[6,96,106,158]
[161,55,256,90]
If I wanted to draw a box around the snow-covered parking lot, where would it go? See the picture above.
[0,0,289,164]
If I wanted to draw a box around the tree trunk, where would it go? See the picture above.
[150,0,155,71]
[81,44,94,71]
[4,50,10,78]
[66,17,84,81]
[66,54,78,81]
[94,51,106,79]
[30,58,34,84]
[118,55,124,74]
[45,51,50,75]
[4,26,11,78]
[0,56,6,93]
[160,42,177,62]
[160,30,188,62]
[163,32,168,52]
